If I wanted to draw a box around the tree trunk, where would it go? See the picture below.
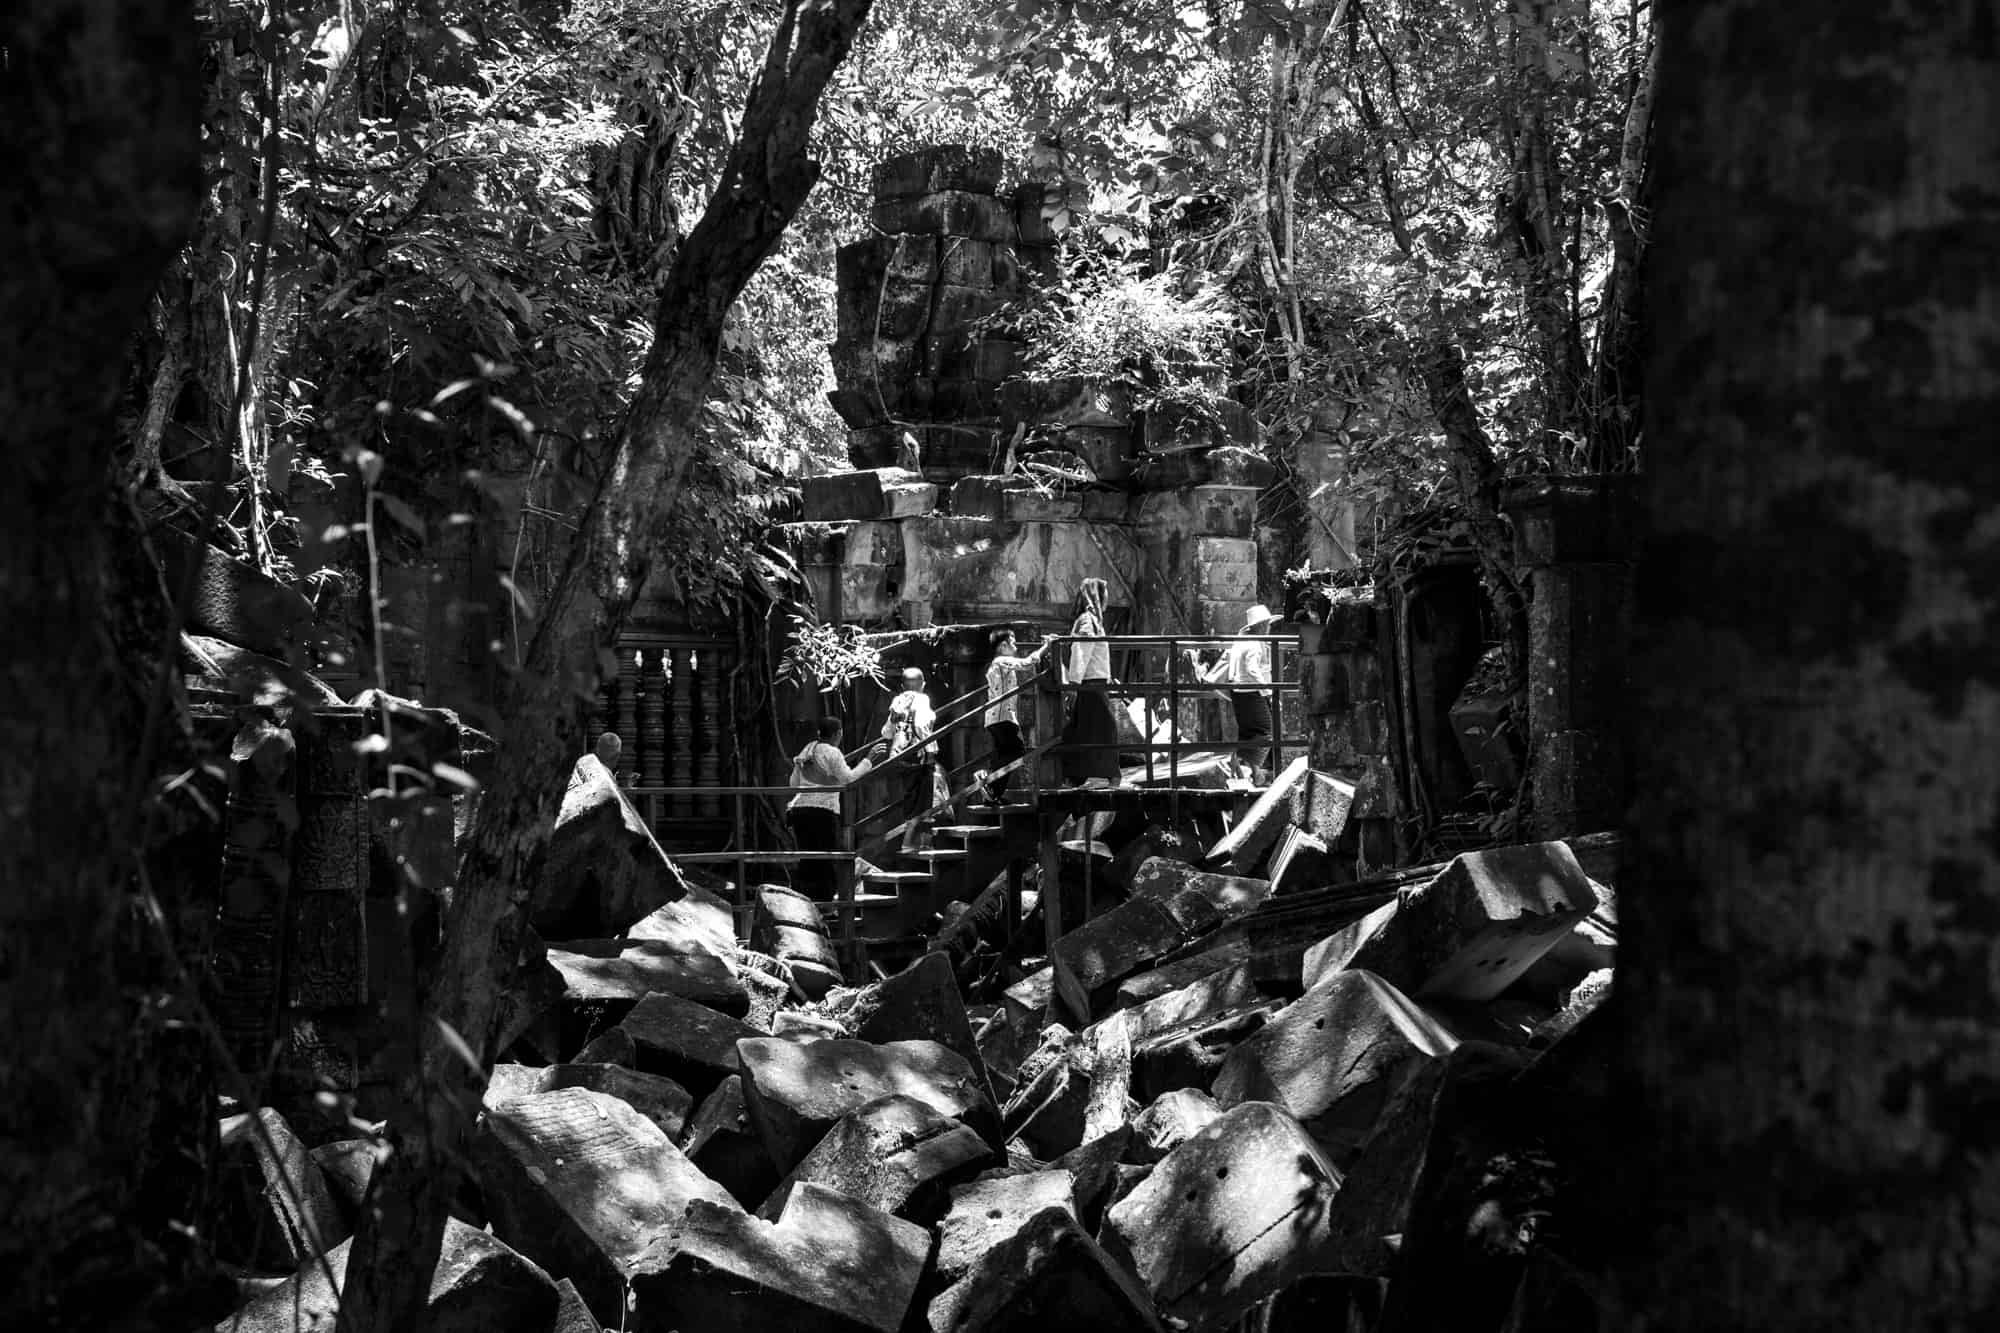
[1613,2,2000,1326]
[333,3,877,1328]
[0,5,202,1329]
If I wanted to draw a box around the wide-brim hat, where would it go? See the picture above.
[1242,604,1279,630]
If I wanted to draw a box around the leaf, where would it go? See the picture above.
[430,761,480,793]
[378,493,426,537]
[351,733,391,755]
[434,1017,483,1079]
[485,394,537,439]
[431,378,480,405]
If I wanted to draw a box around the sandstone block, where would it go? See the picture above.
[216,1108,348,1269]
[934,1169,1076,1287]
[1053,1126,1136,1233]
[928,1206,1161,1333]
[619,990,762,1099]
[1101,1101,1340,1330]
[1212,969,1456,1160]
[1000,1026,1092,1158]
[872,189,1015,240]
[1130,444,1276,491]
[627,883,737,956]
[759,1093,992,1223]
[1129,1087,1225,1162]
[848,950,986,1082]
[476,1087,737,1323]
[540,1062,695,1140]
[570,1023,638,1065]
[1300,899,1397,989]
[630,1183,928,1333]
[211,1217,556,1333]
[1050,896,1189,1023]
[552,1277,603,1333]
[1127,856,1274,934]
[1344,841,1597,1001]
[1111,938,1251,1008]
[1201,755,1312,874]
[1119,961,1259,1043]
[308,1138,382,1217]
[159,529,316,656]
[739,1037,1000,1174]
[534,755,689,940]
[546,938,745,1049]
[1267,825,1332,894]
[873,145,1005,197]
[802,467,939,523]
[682,1075,781,1208]
[1130,999,1285,1104]
[1138,399,1257,453]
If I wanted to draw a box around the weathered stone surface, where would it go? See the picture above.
[308,1138,382,1216]
[212,1217,556,1333]
[682,1074,781,1208]
[1343,842,1597,1001]
[619,989,762,1099]
[182,632,344,706]
[160,529,316,657]
[848,950,986,1083]
[215,1108,348,1270]
[1111,938,1251,1008]
[552,1277,604,1333]
[929,1206,1162,1333]
[1050,896,1189,1023]
[1102,1101,1341,1330]
[872,189,1016,241]
[739,963,789,1031]
[739,1037,1000,1174]
[570,1024,637,1066]
[540,1062,696,1140]
[934,1169,1076,1287]
[1129,444,1276,491]
[1201,756,1311,873]
[1127,856,1275,934]
[1129,1088,1225,1162]
[1054,1126,1136,1233]
[873,145,1005,198]
[802,467,939,522]
[535,755,688,939]
[627,882,738,956]
[485,1061,550,1109]
[1300,900,1398,989]
[1119,961,1259,1041]
[1266,825,1332,894]
[1000,1026,1092,1158]
[547,939,745,1051]
[1531,966,1613,1047]
[758,1093,991,1223]
[1131,999,1285,1104]
[630,1182,928,1333]
[475,1087,736,1322]
[1212,969,1456,1160]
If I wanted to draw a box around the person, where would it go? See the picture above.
[1059,577,1122,786]
[1191,603,1277,782]
[882,666,945,852]
[786,716,877,901]
[592,730,623,776]
[980,627,1048,802]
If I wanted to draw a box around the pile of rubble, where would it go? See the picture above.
[210,750,1616,1332]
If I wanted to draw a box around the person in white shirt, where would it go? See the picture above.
[980,627,1047,802]
[1190,603,1277,781]
[786,716,877,899]
[1059,578,1121,785]
[882,667,943,851]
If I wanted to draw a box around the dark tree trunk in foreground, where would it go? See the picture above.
[0,6,202,1329]
[334,3,878,1328]
[1614,2,2000,1327]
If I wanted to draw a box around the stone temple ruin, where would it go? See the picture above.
[198,147,1630,1333]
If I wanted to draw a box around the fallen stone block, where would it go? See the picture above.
[1531,966,1613,1048]
[1129,1088,1225,1162]
[934,1169,1076,1287]
[535,754,688,939]
[1212,969,1456,1161]
[1111,938,1251,1008]
[739,1036,1000,1175]
[475,1087,736,1323]
[1126,856,1275,933]
[681,1074,782,1208]
[1000,1025,1092,1158]
[628,882,738,956]
[484,1061,551,1110]
[801,467,939,522]
[738,963,790,1031]
[1342,841,1597,1002]
[928,1206,1162,1333]
[308,1138,382,1217]
[1266,825,1332,894]
[159,529,315,658]
[493,948,567,1066]
[848,950,985,1082]
[212,1216,557,1333]
[1000,966,1054,1037]
[1130,999,1285,1104]
[1050,896,1189,1024]
[1101,1101,1341,1330]
[1053,1126,1136,1233]
[630,1182,928,1333]
[552,1277,603,1333]
[540,1062,695,1140]
[215,1107,348,1270]
[758,1093,992,1224]
[772,1008,845,1040]
[546,938,745,1050]
[1200,755,1311,874]
[619,989,762,1100]
[1300,900,1398,989]
[1119,960,1259,1041]
[1104,824,1201,893]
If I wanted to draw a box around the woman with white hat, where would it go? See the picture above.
[1190,603,1278,782]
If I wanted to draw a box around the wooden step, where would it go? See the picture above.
[859,869,932,887]
[932,824,1006,840]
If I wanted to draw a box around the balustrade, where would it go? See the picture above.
[595,637,740,839]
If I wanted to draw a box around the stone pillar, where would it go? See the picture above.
[1303,599,1397,878]
[1504,476,1639,840]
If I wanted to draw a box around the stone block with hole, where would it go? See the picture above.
[1100,1101,1340,1331]
[757,1093,992,1224]
[738,1036,1000,1175]
[1131,999,1286,1105]
[1211,969,1456,1162]
[475,1087,736,1324]
[933,1168,1078,1288]
[1129,1087,1226,1164]
[1341,841,1598,1001]
[629,1182,929,1333]
[928,1205,1162,1333]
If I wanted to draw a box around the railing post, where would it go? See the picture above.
[1168,635,1181,829]
[732,790,748,939]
